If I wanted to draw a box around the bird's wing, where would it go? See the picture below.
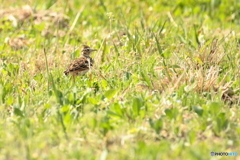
[64,57,93,75]
[69,57,90,71]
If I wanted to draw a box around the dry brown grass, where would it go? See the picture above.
[152,39,239,105]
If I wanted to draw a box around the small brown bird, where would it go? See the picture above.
[64,45,97,77]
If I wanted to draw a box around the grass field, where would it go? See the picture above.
[0,0,240,159]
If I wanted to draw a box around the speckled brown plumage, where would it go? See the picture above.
[64,45,97,76]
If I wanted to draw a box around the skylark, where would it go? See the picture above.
[64,45,97,77]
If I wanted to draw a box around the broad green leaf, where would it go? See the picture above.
[162,52,172,59]
[107,111,122,119]
[149,118,163,134]
[189,131,196,144]
[88,97,98,105]
[104,89,118,99]
[193,106,203,116]
[13,108,24,117]
[111,102,123,116]
[165,108,173,119]
[209,102,222,115]
[132,97,142,116]
[165,108,178,119]
[101,80,108,89]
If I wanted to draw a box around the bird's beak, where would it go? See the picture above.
[90,49,97,52]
